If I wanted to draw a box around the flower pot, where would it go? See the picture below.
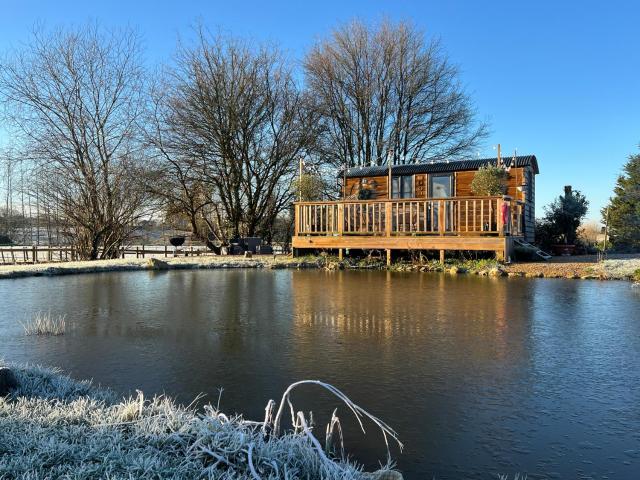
[551,244,575,256]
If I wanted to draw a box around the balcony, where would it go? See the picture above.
[292,196,524,261]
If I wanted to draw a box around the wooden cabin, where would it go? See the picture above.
[292,155,539,262]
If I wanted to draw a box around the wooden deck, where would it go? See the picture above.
[292,196,524,262]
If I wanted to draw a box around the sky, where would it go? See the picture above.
[0,0,639,222]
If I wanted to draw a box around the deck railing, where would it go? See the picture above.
[295,196,523,237]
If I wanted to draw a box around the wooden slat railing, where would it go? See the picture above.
[295,196,523,237]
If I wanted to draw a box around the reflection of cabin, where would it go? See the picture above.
[293,155,539,262]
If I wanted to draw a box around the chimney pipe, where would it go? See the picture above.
[564,185,572,196]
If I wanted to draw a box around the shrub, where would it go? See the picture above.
[537,186,589,246]
[470,165,508,196]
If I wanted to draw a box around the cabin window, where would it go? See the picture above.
[391,175,414,199]
[430,174,452,198]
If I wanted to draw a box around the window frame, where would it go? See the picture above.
[391,175,415,199]
[429,173,453,198]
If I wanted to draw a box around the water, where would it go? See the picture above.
[1,270,639,479]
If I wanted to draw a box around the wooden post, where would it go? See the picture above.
[32,245,37,264]
[338,248,343,260]
[294,204,300,236]
[136,246,139,259]
[497,197,504,236]
[386,249,391,266]
[504,237,512,263]
[337,203,344,236]
[438,200,445,235]
[141,245,145,258]
[164,245,168,257]
[439,249,445,263]
[298,158,304,201]
[385,201,392,236]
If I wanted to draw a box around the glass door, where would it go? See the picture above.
[429,174,453,231]
[430,174,452,198]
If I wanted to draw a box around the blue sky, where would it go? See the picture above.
[1,0,639,221]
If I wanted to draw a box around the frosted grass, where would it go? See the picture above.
[0,363,401,479]
[20,311,66,336]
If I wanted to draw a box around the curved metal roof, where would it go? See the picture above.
[340,155,539,178]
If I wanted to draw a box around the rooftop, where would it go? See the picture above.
[340,155,539,178]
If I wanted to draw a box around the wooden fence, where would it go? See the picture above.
[0,245,210,265]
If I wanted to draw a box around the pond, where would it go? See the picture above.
[1,270,639,479]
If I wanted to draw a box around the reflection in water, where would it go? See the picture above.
[291,271,526,363]
[1,270,639,479]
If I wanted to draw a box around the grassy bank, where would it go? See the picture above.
[0,256,315,280]
[1,253,638,281]
[0,363,401,479]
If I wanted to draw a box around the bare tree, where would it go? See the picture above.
[159,28,317,242]
[144,84,218,242]
[304,19,487,167]
[0,24,152,259]
[0,148,14,242]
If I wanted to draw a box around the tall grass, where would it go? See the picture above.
[20,311,66,336]
[0,364,402,479]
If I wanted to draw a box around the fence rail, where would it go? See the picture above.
[295,196,523,238]
[0,245,210,265]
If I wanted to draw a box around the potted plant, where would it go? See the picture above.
[470,164,508,196]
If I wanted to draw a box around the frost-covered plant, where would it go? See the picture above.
[20,311,66,336]
[0,364,402,479]
[599,258,640,279]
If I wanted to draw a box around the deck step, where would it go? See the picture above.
[514,239,553,260]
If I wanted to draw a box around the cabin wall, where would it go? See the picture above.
[454,168,525,200]
[345,176,389,199]
[523,166,536,242]
[343,167,537,241]
[415,174,427,197]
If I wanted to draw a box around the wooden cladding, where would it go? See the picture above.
[344,167,528,201]
[449,168,526,201]
[345,175,389,199]
[296,197,523,237]
[414,174,427,197]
